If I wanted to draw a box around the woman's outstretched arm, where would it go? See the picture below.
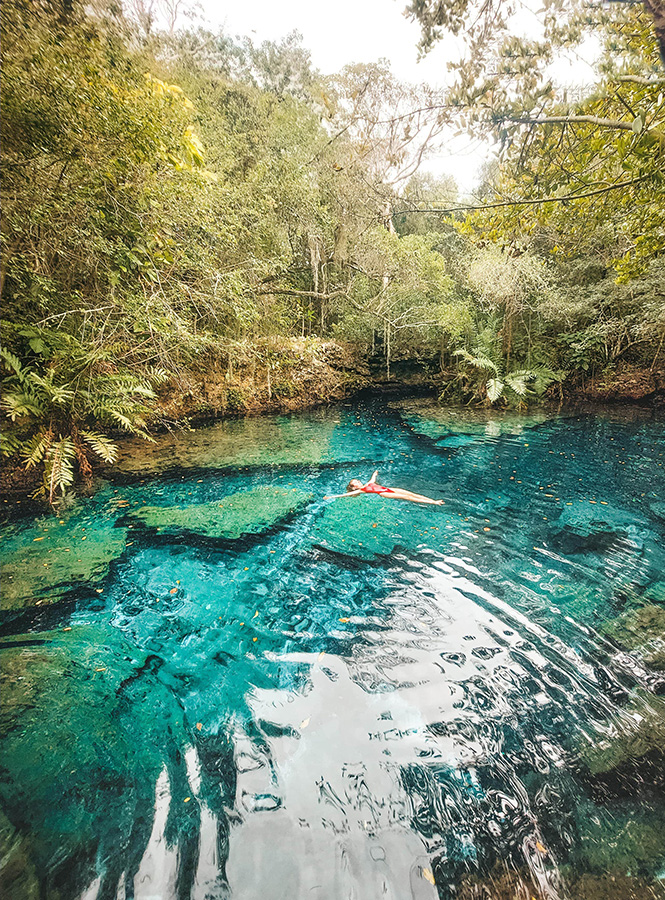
[323,489,363,500]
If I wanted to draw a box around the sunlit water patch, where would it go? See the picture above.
[1,402,664,900]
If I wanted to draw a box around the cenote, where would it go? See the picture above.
[1,399,665,900]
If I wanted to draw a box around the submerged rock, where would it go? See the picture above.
[392,399,550,444]
[579,692,665,775]
[1,521,127,610]
[0,624,188,897]
[311,493,452,560]
[555,502,646,537]
[129,486,312,540]
[459,865,665,900]
[115,411,339,475]
[0,808,39,900]
[564,871,665,900]
[602,605,665,671]
[571,803,665,886]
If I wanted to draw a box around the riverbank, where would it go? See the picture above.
[2,340,664,505]
[153,340,665,426]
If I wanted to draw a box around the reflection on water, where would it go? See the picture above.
[1,402,665,900]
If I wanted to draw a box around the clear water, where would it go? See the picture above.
[1,400,665,900]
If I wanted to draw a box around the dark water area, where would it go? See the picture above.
[1,400,665,900]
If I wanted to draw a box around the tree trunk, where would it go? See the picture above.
[643,0,665,68]
[386,323,391,379]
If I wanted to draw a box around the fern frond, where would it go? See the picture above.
[44,437,76,502]
[1,348,28,381]
[26,372,75,405]
[109,411,137,432]
[486,378,505,402]
[454,349,499,374]
[1,392,43,420]
[21,430,53,468]
[0,431,23,458]
[80,430,118,464]
[506,374,530,397]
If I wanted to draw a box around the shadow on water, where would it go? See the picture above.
[1,401,665,900]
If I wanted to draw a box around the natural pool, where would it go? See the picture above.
[1,400,664,900]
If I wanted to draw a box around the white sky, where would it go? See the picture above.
[197,0,597,192]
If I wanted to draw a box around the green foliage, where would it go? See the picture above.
[452,325,563,406]
[2,0,664,506]
[0,330,161,502]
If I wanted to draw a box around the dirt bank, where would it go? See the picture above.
[564,363,665,404]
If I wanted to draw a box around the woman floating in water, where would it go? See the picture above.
[338,470,444,505]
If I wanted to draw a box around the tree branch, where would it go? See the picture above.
[612,74,665,84]
[508,114,636,131]
[507,114,665,145]
[396,175,652,215]
[256,288,347,300]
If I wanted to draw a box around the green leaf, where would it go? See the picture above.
[486,378,505,401]
[80,430,118,464]
[29,337,47,355]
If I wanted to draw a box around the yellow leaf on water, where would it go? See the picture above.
[196,723,202,731]
[300,718,310,729]
[184,797,191,803]
[536,840,547,854]
[422,868,435,885]
[33,537,45,542]
[339,617,350,623]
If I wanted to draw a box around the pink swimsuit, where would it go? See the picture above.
[361,482,395,494]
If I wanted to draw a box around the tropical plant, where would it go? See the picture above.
[451,319,563,405]
[1,336,163,503]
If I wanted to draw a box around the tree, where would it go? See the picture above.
[402,2,664,265]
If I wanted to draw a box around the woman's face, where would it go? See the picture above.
[348,479,364,491]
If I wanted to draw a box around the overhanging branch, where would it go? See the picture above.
[394,175,652,216]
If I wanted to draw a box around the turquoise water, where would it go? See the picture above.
[1,400,665,900]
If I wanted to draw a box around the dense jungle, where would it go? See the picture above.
[1,0,664,500]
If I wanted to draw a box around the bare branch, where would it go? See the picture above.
[612,74,665,84]
[396,175,652,216]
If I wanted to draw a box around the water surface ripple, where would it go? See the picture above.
[1,401,664,900]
